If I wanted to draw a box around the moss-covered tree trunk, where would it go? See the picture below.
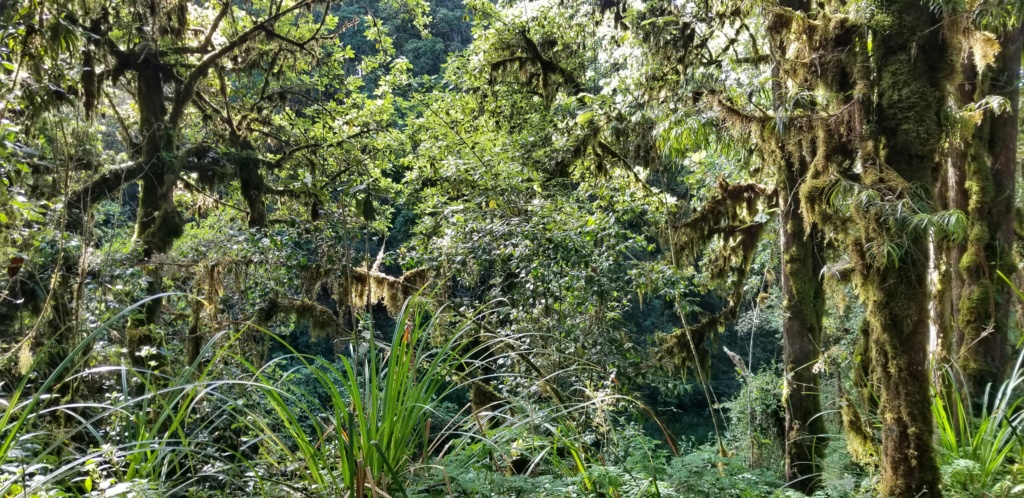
[954,20,1022,399]
[132,43,185,328]
[860,253,941,497]
[862,2,948,495]
[769,4,828,489]
[779,151,827,494]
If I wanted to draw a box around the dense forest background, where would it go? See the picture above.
[1,0,1023,496]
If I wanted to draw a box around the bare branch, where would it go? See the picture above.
[202,1,233,51]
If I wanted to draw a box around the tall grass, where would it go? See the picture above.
[0,294,681,497]
[0,296,483,496]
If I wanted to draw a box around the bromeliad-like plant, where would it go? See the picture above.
[933,345,1024,493]
[249,298,481,496]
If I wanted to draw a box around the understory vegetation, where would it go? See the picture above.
[2,0,1024,496]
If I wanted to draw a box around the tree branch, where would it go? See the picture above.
[272,128,377,168]
[65,161,147,227]
[169,0,318,129]
[518,31,581,93]
[202,1,233,51]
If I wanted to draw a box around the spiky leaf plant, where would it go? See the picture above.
[0,296,484,497]
[933,344,1024,493]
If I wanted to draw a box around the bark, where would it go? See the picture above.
[866,3,947,495]
[779,152,827,494]
[132,42,184,328]
[955,20,1023,399]
[770,3,826,491]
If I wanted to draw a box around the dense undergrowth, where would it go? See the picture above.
[4,294,1024,497]
[3,0,1024,496]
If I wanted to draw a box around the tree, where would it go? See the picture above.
[633,2,832,490]
[0,0,409,360]
[858,6,946,494]
[946,5,1023,400]
[790,1,949,495]
[657,0,957,494]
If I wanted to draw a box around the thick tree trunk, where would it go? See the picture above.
[955,20,1023,399]
[238,157,268,228]
[862,259,940,497]
[768,4,827,491]
[863,2,948,496]
[131,43,185,328]
[779,153,827,494]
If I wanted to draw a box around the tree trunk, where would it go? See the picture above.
[132,43,185,327]
[955,20,1023,399]
[779,152,827,494]
[238,157,268,228]
[866,2,947,495]
[186,296,204,368]
[933,146,957,381]
[769,4,827,491]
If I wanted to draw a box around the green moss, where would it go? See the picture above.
[841,395,878,466]
[852,320,877,412]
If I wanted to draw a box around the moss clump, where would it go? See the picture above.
[340,267,429,315]
[258,297,343,341]
[660,179,770,375]
[841,395,878,466]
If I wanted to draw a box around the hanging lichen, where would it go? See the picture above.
[258,297,343,341]
[657,179,771,376]
[337,266,430,315]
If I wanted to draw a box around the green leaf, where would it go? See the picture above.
[576,111,595,125]
[360,194,376,222]
[308,187,329,201]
